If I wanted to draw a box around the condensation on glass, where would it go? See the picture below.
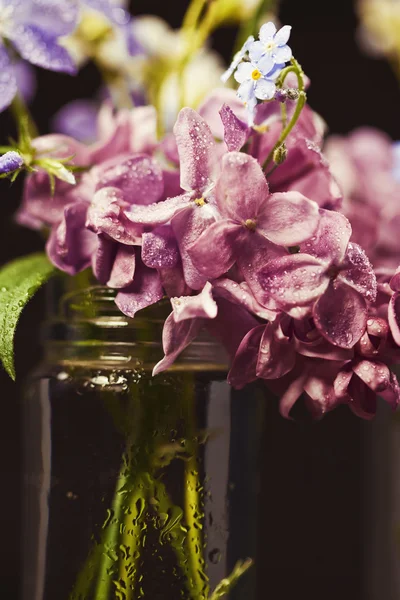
[22,287,265,600]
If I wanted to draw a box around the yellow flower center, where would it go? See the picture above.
[194,197,206,206]
[251,69,262,81]
[244,219,257,231]
[265,41,276,52]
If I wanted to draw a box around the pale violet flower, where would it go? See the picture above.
[234,55,280,124]
[250,22,292,64]
[221,35,254,83]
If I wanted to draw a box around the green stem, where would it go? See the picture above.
[118,477,147,600]
[182,0,208,32]
[10,93,38,142]
[183,376,209,600]
[93,456,131,600]
[262,59,306,172]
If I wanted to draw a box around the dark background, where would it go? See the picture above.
[1,0,399,598]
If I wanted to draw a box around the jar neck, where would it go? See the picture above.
[43,281,228,372]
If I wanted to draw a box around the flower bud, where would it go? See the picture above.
[273,144,288,165]
[0,151,24,175]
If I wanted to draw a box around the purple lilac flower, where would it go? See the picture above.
[187,152,319,286]
[0,151,23,174]
[257,209,377,347]
[0,0,80,112]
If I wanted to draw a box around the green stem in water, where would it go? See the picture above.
[262,58,306,172]
[183,375,209,600]
[93,455,131,600]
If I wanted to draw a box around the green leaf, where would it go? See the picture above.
[0,253,56,380]
[210,559,253,600]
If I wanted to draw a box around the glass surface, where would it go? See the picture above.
[22,287,265,600]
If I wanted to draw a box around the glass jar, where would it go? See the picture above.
[22,286,265,600]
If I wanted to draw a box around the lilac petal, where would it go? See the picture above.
[187,220,243,281]
[388,293,400,345]
[227,325,264,389]
[0,44,17,112]
[163,169,182,200]
[303,365,342,417]
[213,278,277,320]
[216,152,269,221]
[257,192,319,246]
[129,106,158,154]
[14,60,36,104]
[108,245,136,289]
[10,25,76,74]
[348,376,377,420]
[198,88,248,140]
[256,322,296,379]
[278,367,309,419]
[32,133,90,164]
[124,193,192,227]
[171,282,218,323]
[173,108,218,194]
[52,100,98,143]
[257,253,328,308]
[390,267,400,292]
[313,282,368,348]
[89,110,131,164]
[46,202,97,275]
[152,313,202,376]
[275,25,292,46]
[92,236,117,284]
[340,242,377,303]
[27,0,78,37]
[172,204,217,290]
[380,371,400,410]
[254,79,276,101]
[300,208,351,263]
[159,264,191,298]
[353,360,392,394]
[115,264,163,318]
[142,225,179,269]
[334,368,354,399]
[219,104,249,152]
[87,187,143,245]
[236,232,286,308]
[17,170,76,229]
[96,155,164,205]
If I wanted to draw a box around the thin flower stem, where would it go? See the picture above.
[182,0,208,32]
[93,456,131,600]
[183,376,209,600]
[10,93,38,140]
[262,58,306,172]
[118,477,146,600]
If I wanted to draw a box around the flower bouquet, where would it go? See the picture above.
[2,1,400,599]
